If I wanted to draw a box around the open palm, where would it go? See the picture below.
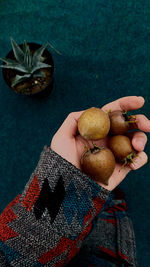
[50,96,150,191]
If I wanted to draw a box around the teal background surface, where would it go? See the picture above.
[0,0,150,265]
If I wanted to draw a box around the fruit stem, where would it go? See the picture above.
[128,115,136,119]
[90,143,104,153]
[123,112,138,124]
[92,143,103,150]
[119,161,127,172]
[122,111,128,121]
[127,152,137,161]
[84,145,91,152]
[119,152,137,171]
[127,120,138,124]
[106,109,111,114]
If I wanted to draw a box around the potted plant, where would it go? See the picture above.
[0,38,54,97]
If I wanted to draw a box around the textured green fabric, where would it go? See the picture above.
[0,0,149,265]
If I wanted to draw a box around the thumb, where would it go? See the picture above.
[58,110,86,138]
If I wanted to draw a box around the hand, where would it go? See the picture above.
[50,96,150,191]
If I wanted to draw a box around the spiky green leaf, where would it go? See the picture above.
[40,56,46,62]
[10,37,24,63]
[24,43,32,71]
[33,70,46,78]
[0,57,27,72]
[0,62,28,73]
[22,40,27,53]
[1,38,52,77]
[11,73,31,87]
[31,62,51,73]
[0,57,18,65]
[47,41,62,55]
[32,43,48,66]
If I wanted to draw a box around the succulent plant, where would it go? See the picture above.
[0,38,52,87]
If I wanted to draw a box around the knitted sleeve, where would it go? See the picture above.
[0,146,111,266]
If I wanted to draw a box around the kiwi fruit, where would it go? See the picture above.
[81,144,115,185]
[109,110,137,135]
[108,135,137,167]
[78,107,110,140]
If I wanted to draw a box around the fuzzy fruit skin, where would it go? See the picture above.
[109,110,129,135]
[78,107,110,140]
[81,147,115,185]
[108,135,134,162]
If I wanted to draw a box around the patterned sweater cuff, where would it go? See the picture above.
[0,146,111,266]
[20,145,110,236]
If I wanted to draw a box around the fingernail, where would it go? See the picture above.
[134,138,145,150]
[137,96,145,103]
[138,139,145,150]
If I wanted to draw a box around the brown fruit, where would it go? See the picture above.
[108,135,136,166]
[78,107,110,140]
[81,145,115,185]
[109,110,137,135]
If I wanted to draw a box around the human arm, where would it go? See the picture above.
[0,96,149,266]
[50,95,149,266]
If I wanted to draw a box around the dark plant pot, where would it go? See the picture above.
[2,42,54,97]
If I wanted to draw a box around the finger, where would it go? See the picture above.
[100,164,131,191]
[103,150,148,191]
[130,114,150,132]
[130,151,148,170]
[58,110,86,137]
[111,151,148,187]
[126,131,147,152]
[102,96,144,112]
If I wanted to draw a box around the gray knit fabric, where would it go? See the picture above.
[0,250,9,266]
[0,146,113,266]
